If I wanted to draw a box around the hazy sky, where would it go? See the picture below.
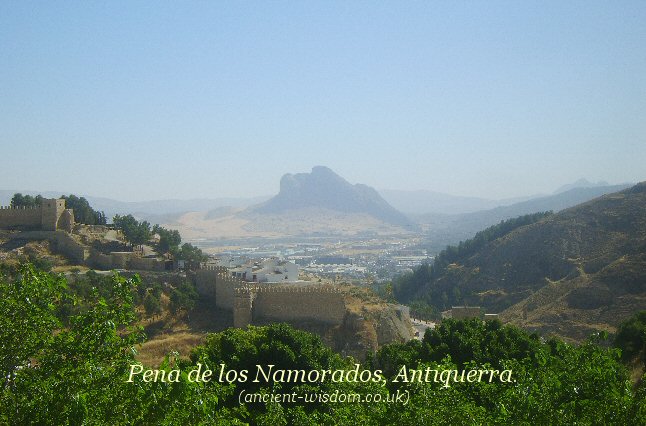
[1,2,645,201]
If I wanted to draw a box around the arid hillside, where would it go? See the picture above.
[413,182,646,342]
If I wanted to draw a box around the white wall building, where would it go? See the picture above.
[230,258,299,283]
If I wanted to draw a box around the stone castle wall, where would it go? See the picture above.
[251,286,346,325]
[196,266,244,310]
[88,250,114,270]
[196,266,346,328]
[0,199,72,232]
[129,257,165,271]
[0,206,42,229]
[87,249,166,271]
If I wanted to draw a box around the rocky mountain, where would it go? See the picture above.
[248,166,416,229]
[409,182,646,342]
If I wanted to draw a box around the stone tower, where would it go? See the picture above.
[40,199,66,231]
[233,287,255,328]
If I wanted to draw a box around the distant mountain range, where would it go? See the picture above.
[417,184,633,252]
[553,178,612,194]
[0,176,634,242]
[379,189,537,215]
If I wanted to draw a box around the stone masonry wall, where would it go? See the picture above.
[129,257,165,271]
[195,266,243,310]
[0,206,41,229]
[196,267,346,327]
[233,288,255,328]
[251,286,346,325]
[0,199,69,231]
[88,249,114,270]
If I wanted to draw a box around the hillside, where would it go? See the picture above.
[418,184,632,251]
[408,182,646,342]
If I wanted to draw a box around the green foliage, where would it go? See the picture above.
[373,318,639,425]
[175,243,207,270]
[615,310,646,365]
[2,263,644,424]
[61,194,107,225]
[10,193,43,208]
[113,214,152,247]
[190,323,388,423]
[169,281,198,315]
[0,264,66,387]
[26,253,54,272]
[152,224,182,255]
[1,265,145,424]
[421,318,542,368]
[407,300,437,321]
[143,293,162,316]
[393,211,553,309]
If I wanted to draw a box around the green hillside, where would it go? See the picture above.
[398,182,646,342]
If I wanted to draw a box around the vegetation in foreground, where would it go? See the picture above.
[1,265,645,425]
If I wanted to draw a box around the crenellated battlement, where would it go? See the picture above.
[234,285,341,294]
[200,265,229,272]
[0,198,73,232]
[0,205,40,210]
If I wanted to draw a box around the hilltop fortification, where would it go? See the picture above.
[0,198,74,232]
[196,266,346,327]
[195,265,414,357]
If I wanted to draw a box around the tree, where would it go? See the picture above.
[113,214,151,249]
[175,243,207,270]
[169,281,198,315]
[152,225,181,255]
[143,293,161,317]
[0,266,149,424]
[10,193,43,208]
[615,311,646,366]
[60,194,107,225]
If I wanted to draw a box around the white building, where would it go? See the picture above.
[230,258,299,283]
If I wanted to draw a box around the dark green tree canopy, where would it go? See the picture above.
[615,310,646,366]
[175,243,207,270]
[10,193,44,208]
[152,224,182,255]
[393,211,553,310]
[60,194,107,225]
[113,214,152,248]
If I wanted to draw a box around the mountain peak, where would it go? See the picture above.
[253,167,415,228]
[311,165,335,175]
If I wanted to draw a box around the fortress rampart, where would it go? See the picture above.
[0,199,74,232]
[196,266,346,328]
